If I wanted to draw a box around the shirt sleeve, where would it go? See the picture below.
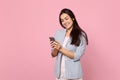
[73,36,87,62]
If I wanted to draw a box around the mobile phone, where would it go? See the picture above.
[49,37,55,41]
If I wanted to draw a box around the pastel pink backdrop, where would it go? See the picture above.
[0,0,120,80]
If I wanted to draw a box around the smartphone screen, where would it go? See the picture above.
[49,37,55,41]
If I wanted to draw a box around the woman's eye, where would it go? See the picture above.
[65,17,69,20]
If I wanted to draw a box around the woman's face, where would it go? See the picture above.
[60,13,74,30]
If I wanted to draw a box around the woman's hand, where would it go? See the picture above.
[50,41,62,51]
[50,41,55,48]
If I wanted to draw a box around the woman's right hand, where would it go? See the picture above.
[50,41,55,48]
[50,41,62,51]
[50,41,59,57]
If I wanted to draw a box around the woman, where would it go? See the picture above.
[50,8,88,80]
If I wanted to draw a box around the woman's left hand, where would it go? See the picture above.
[53,41,62,51]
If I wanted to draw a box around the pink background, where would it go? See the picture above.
[0,0,120,80]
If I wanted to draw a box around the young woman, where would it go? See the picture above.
[50,8,88,80]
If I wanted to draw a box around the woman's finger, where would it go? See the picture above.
[55,41,59,44]
[50,41,54,44]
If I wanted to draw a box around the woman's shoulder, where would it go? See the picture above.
[53,29,66,38]
[55,29,66,34]
[56,29,66,32]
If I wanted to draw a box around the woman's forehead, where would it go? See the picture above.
[60,13,70,19]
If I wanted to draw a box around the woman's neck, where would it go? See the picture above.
[65,26,73,37]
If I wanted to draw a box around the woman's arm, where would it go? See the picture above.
[51,48,59,57]
[59,47,74,59]
[52,41,74,59]
[50,41,60,57]
[54,36,87,60]
[51,44,74,58]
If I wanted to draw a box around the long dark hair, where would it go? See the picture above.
[59,8,88,46]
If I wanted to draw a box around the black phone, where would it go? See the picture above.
[49,37,55,41]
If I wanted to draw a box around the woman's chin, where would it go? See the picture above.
[65,26,70,29]
[66,26,72,30]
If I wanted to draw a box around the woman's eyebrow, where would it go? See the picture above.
[62,16,68,19]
